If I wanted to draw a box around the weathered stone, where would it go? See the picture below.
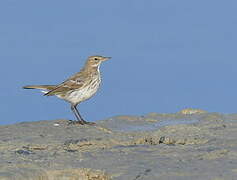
[1,111,237,179]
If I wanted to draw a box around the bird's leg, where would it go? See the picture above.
[70,105,95,125]
[70,105,84,125]
[74,105,96,125]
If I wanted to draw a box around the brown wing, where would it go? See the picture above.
[44,72,85,96]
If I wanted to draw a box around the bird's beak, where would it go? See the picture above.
[102,57,111,61]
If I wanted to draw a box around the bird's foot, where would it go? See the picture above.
[68,120,96,126]
[81,120,96,125]
[68,120,84,125]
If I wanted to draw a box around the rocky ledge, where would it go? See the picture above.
[1,109,237,180]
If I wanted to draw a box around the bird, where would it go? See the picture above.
[23,55,111,125]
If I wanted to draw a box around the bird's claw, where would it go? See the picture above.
[68,120,96,126]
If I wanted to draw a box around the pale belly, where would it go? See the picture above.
[57,78,101,105]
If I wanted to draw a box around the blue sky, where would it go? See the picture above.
[1,0,237,124]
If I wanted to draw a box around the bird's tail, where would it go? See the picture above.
[23,85,56,93]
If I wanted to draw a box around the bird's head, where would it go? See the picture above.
[86,55,111,68]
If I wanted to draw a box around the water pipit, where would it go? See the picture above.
[23,55,111,125]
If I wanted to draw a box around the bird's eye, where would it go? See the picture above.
[94,58,98,61]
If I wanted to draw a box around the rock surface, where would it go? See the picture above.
[1,109,237,179]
